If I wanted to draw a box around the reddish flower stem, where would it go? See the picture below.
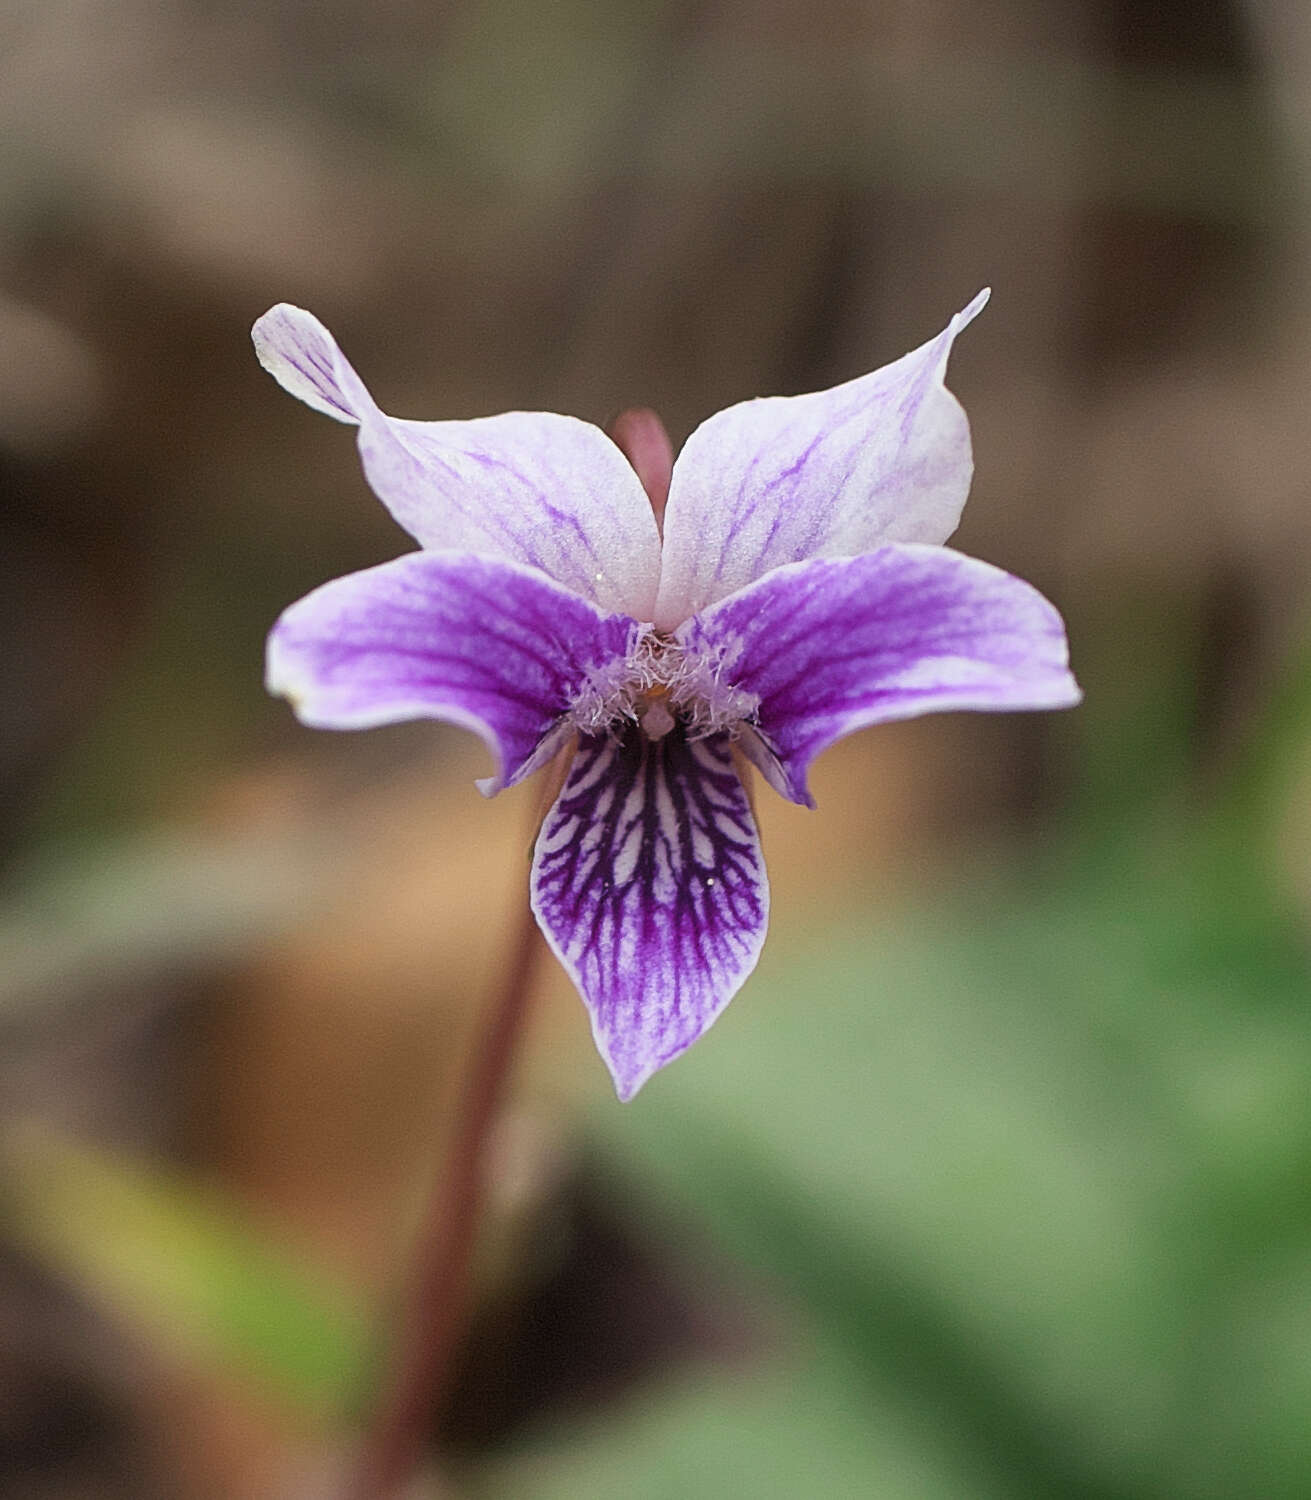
[608,407,674,529]
[345,410,667,1500]
[345,897,544,1500]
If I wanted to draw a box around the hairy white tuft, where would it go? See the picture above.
[568,628,758,742]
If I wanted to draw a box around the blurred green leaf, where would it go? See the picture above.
[483,1347,1013,1500]
[4,1129,370,1424]
[494,828,1311,1500]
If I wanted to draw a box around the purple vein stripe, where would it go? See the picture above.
[653,291,989,627]
[679,544,1082,807]
[531,725,769,1099]
[266,550,638,792]
[251,303,662,618]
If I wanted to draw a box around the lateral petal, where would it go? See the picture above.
[266,551,637,794]
[678,545,1081,808]
[654,290,989,628]
[252,304,662,617]
[531,726,769,1100]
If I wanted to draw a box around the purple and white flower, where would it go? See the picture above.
[255,291,1080,1099]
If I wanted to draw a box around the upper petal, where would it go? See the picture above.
[531,725,769,1100]
[653,290,989,629]
[252,302,370,422]
[252,304,662,617]
[678,545,1082,808]
[267,550,638,794]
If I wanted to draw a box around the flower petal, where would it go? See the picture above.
[531,725,769,1100]
[252,304,662,617]
[678,545,1082,808]
[251,302,369,422]
[267,551,638,794]
[653,290,989,629]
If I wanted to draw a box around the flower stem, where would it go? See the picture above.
[346,895,544,1500]
[607,407,673,529]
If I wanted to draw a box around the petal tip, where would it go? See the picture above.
[251,300,307,338]
[251,302,362,424]
[1056,673,1084,709]
[531,729,769,1102]
[263,633,302,709]
[957,287,991,328]
[599,1033,689,1102]
[608,1060,653,1104]
[250,301,324,361]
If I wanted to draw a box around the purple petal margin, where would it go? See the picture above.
[654,290,989,629]
[252,304,662,617]
[532,726,768,1100]
[678,544,1082,807]
[267,551,638,794]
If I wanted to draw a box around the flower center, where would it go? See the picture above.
[569,628,758,743]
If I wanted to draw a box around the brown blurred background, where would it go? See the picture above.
[4,2,1311,1498]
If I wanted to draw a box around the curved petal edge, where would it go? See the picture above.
[266,550,638,794]
[252,302,374,423]
[655,289,990,628]
[679,543,1081,807]
[531,726,769,1100]
[252,304,662,616]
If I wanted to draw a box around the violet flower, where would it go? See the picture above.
[255,291,1080,1099]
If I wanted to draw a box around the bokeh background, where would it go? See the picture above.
[5,1,1311,1496]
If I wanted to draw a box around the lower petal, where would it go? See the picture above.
[531,725,769,1100]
